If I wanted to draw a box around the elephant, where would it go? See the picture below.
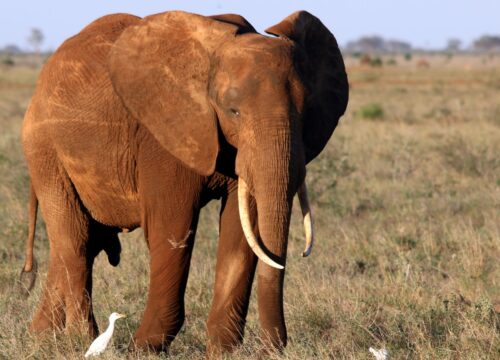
[19,10,348,355]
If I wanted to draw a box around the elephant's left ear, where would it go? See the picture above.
[108,11,240,176]
[266,11,349,163]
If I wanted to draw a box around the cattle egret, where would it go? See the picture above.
[84,312,126,358]
[369,347,390,360]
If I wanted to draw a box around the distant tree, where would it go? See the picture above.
[2,44,23,55]
[27,28,44,55]
[386,40,412,53]
[345,36,411,54]
[346,36,385,53]
[446,38,462,52]
[473,35,500,52]
[358,36,385,52]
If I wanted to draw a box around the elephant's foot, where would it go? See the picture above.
[206,315,245,357]
[206,337,242,359]
[131,334,168,353]
[64,305,98,338]
[132,314,183,352]
[30,297,65,334]
[30,283,97,338]
[259,326,287,355]
[30,306,97,338]
[206,339,239,359]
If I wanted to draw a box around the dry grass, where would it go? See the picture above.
[0,55,499,359]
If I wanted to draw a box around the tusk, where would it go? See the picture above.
[238,178,284,270]
[297,181,314,257]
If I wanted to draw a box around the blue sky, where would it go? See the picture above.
[1,1,499,51]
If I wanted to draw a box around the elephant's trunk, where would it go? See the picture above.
[252,157,294,349]
[238,178,284,269]
[238,177,315,266]
[249,123,302,348]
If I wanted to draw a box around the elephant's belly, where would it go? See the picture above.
[54,122,142,228]
[73,176,140,228]
[63,155,141,227]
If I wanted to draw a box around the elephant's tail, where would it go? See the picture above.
[19,183,38,297]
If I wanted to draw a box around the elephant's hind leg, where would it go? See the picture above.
[29,163,96,337]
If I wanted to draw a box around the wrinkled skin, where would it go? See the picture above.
[21,10,348,355]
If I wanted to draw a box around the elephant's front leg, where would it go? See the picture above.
[206,188,258,356]
[133,198,200,351]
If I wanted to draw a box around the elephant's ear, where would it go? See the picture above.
[109,11,239,175]
[209,14,256,34]
[265,11,349,163]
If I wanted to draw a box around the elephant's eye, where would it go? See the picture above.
[230,108,240,117]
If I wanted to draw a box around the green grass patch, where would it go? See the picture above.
[359,103,385,119]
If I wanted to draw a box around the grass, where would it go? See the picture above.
[358,103,384,120]
[0,54,499,359]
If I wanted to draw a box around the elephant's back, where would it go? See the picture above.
[23,13,141,134]
[79,13,141,34]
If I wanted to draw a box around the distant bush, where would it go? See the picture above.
[370,57,383,67]
[359,103,384,119]
[404,53,412,61]
[1,56,15,66]
[386,58,397,65]
[360,55,383,67]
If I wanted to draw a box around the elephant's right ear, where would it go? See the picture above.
[108,11,239,176]
[209,14,256,34]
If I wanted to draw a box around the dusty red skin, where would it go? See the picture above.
[21,10,348,355]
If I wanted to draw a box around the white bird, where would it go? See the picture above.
[369,347,390,360]
[84,312,126,358]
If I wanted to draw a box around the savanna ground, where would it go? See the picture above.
[0,53,499,359]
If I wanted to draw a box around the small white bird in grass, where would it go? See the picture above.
[84,312,126,358]
[369,347,390,360]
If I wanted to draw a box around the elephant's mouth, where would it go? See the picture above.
[237,177,314,269]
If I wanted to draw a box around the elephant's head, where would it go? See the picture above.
[108,9,347,343]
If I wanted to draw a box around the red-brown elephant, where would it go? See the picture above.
[20,10,348,355]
